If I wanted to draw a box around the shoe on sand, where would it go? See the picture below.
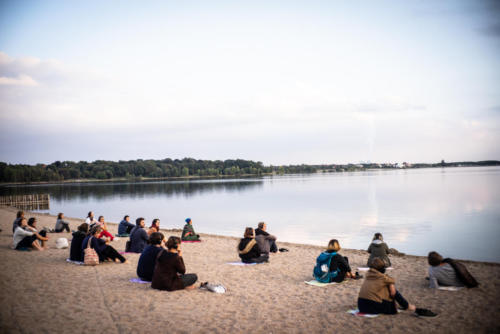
[415,308,438,318]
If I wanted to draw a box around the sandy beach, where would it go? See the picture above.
[0,206,499,334]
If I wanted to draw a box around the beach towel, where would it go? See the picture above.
[115,233,129,237]
[358,267,393,272]
[182,240,202,243]
[304,280,344,287]
[437,286,463,291]
[347,309,380,318]
[66,258,84,265]
[226,261,257,266]
[129,278,151,284]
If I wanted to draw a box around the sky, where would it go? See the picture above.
[0,0,499,165]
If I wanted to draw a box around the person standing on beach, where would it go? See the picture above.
[13,218,44,251]
[118,215,135,236]
[367,233,391,268]
[255,222,278,255]
[151,236,198,291]
[181,218,200,241]
[129,217,149,253]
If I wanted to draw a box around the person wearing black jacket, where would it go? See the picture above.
[238,227,268,264]
[70,223,88,261]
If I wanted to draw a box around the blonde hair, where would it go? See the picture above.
[327,239,341,252]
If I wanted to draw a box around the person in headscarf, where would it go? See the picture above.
[181,218,200,241]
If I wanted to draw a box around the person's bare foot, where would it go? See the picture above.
[185,285,196,290]
[408,304,416,312]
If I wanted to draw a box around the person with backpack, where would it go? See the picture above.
[313,239,360,283]
[367,233,391,268]
[427,251,478,288]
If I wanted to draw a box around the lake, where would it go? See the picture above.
[1,166,499,263]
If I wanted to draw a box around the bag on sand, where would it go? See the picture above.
[55,238,69,249]
[313,252,339,283]
[84,237,99,266]
[443,258,478,288]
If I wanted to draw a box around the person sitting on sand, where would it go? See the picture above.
[137,232,165,281]
[12,210,24,233]
[26,217,49,249]
[118,215,135,236]
[151,236,198,291]
[81,226,127,263]
[314,239,360,283]
[70,223,89,262]
[147,218,160,236]
[427,251,467,289]
[358,257,437,317]
[181,218,200,241]
[367,233,391,268]
[13,218,44,251]
[85,211,97,226]
[96,216,114,241]
[238,227,269,264]
[129,217,149,253]
[255,221,278,255]
[55,213,71,233]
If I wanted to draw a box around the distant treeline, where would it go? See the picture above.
[0,158,498,183]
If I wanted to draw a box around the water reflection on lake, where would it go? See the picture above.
[1,167,499,262]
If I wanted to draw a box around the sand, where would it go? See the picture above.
[0,206,499,334]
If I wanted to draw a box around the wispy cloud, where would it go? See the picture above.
[0,74,37,86]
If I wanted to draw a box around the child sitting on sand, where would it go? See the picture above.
[96,216,114,241]
[137,232,165,281]
[151,236,198,291]
[181,218,200,241]
[13,218,44,251]
[238,227,269,264]
[358,257,437,317]
[314,239,360,283]
[367,233,391,268]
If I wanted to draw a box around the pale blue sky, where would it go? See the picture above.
[1,0,499,164]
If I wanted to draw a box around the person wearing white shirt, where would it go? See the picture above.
[13,218,44,251]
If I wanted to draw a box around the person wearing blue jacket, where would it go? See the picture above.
[118,215,135,236]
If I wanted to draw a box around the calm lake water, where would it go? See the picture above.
[2,166,499,263]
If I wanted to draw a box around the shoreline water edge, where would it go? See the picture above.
[1,206,499,333]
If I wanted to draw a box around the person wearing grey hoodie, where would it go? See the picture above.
[367,233,391,267]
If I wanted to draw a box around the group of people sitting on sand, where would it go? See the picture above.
[10,210,477,310]
[310,233,478,317]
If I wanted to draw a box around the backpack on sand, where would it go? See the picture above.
[313,252,339,283]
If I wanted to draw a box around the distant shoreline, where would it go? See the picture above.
[1,163,499,186]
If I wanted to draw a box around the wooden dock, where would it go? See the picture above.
[0,194,50,210]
